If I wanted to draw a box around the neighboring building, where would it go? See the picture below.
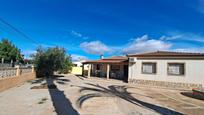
[73,61,83,67]
[71,60,88,75]
[83,56,128,81]
[128,51,204,89]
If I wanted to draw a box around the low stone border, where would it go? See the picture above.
[128,79,203,90]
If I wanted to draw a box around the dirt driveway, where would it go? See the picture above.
[0,74,203,115]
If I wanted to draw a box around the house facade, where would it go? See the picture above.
[128,51,204,89]
[82,51,204,89]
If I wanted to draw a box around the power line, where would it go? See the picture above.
[0,17,40,45]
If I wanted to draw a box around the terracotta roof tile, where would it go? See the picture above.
[127,51,204,57]
[103,56,128,60]
[83,56,128,64]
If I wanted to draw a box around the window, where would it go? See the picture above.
[142,62,156,74]
[167,63,185,75]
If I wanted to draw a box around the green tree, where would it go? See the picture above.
[33,46,73,77]
[0,39,23,63]
[58,55,73,74]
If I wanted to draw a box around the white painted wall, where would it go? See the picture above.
[128,57,204,86]
[73,61,88,70]
[73,61,83,67]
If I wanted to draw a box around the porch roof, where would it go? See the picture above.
[83,56,128,64]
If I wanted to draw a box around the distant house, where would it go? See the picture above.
[73,61,84,67]
[71,60,88,75]
[82,56,129,81]
[127,51,204,89]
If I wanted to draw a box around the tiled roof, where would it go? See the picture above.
[103,56,128,60]
[83,56,128,64]
[127,51,204,57]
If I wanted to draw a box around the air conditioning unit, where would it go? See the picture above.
[129,57,137,63]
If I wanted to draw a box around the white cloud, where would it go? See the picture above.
[122,35,172,54]
[71,54,88,61]
[22,50,37,59]
[70,30,89,40]
[80,41,112,55]
[161,31,204,42]
[172,47,204,53]
[71,30,82,37]
[79,34,203,56]
[22,50,37,55]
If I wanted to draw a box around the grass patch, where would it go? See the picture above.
[38,101,44,104]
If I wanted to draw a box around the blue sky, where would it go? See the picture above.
[0,0,204,60]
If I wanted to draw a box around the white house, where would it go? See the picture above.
[127,51,204,89]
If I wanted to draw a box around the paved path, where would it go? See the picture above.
[0,74,204,115]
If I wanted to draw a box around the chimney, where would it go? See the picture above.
[100,55,104,59]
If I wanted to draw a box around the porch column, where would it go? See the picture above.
[15,65,20,76]
[88,64,92,78]
[31,65,35,73]
[82,64,84,76]
[106,64,110,79]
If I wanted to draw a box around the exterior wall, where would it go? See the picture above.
[73,61,88,69]
[110,64,124,79]
[90,64,107,77]
[89,64,125,79]
[91,64,96,76]
[100,64,107,77]
[128,58,204,89]
[71,67,82,75]
[0,72,36,92]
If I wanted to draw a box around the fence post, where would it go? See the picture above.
[1,58,4,64]
[16,65,20,76]
[32,65,35,73]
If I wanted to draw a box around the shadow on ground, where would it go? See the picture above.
[30,75,79,115]
[76,83,183,115]
[46,76,79,115]
[30,78,45,84]
[75,75,85,80]
[181,91,204,101]
[30,75,70,86]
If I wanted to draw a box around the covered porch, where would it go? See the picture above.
[82,56,128,81]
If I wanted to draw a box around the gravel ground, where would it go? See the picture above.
[0,74,204,115]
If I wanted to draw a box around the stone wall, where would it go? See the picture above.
[0,68,17,78]
[20,67,32,74]
[129,79,203,90]
[0,72,36,92]
[0,66,34,78]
